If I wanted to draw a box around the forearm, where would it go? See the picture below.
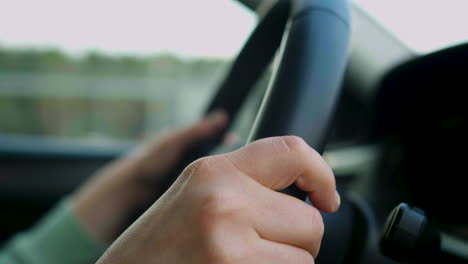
[72,157,156,243]
[0,198,107,264]
[72,111,227,245]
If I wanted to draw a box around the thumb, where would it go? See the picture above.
[173,110,229,148]
[127,110,228,180]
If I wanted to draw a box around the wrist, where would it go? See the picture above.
[72,158,154,243]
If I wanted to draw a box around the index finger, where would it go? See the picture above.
[221,136,339,213]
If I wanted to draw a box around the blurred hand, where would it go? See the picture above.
[97,136,340,263]
[72,110,228,243]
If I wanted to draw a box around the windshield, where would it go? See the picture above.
[354,0,468,53]
[0,0,256,143]
[0,0,255,58]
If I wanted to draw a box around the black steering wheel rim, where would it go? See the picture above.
[165,0,350,200]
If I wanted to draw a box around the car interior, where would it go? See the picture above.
[1,0,467,263]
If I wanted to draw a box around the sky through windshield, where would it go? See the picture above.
[0,0,256,58]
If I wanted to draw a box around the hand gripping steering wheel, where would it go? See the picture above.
[165,0,350,200]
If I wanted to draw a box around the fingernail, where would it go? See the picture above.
[336,191,341,210]
[206,110,225,125]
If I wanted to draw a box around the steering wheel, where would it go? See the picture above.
[162,0,350,201]
[155,0,351,263]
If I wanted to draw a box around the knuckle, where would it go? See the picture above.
[316,220,325,242]
[309,207,325,238]
[295,204,325,258]
[205,237,254,264]
[297,250,315,264]
[181,157,215,181]
[199,191,228,221]
[197,191,244,232]
[196,192,253,263]
[198,209,253,263]
[281,136,308,153]
[307,207,324,257]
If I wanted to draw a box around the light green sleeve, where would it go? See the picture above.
[0,198,108,264]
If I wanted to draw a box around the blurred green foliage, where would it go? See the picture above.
[0,47,230,141]
[0,46,228,79]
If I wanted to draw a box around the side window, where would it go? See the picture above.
[0,1,256,144]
